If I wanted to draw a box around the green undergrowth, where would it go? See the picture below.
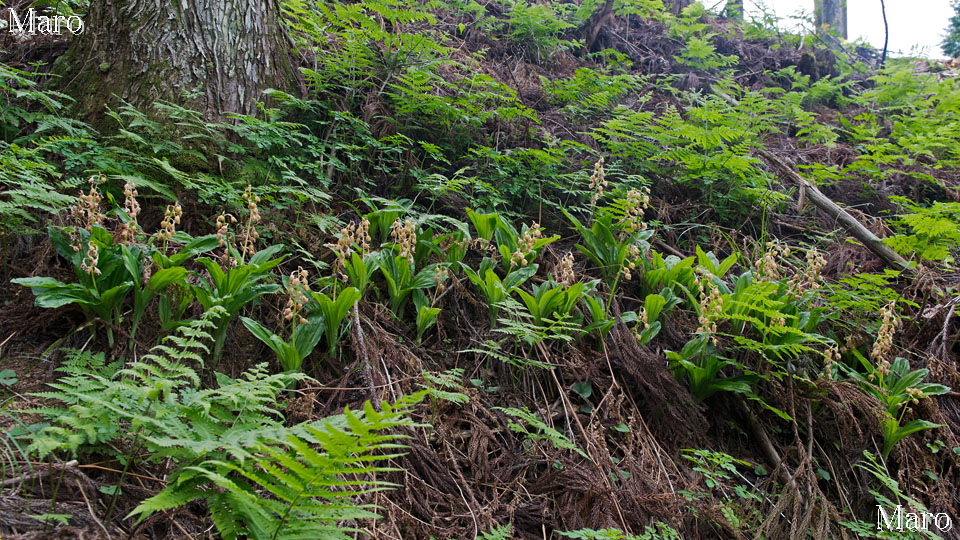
[1,0,959,538]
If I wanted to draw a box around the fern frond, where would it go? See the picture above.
[494,407,588,458]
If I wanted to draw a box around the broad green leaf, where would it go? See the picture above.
[644,293,667,322]
[149,267,188,291]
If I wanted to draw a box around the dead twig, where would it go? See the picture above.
[756,146,915,277]
[75,477,112,540]
[734,397,798,494]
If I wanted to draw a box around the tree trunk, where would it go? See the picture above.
[814,0,847,39]
[725,0,743,21]
[54,0,299,123]
[665,0,693,15]
[582,0,615,52]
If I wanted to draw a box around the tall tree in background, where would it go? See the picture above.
[665,0,693,15]
[943,1,960,58]
[814,0,847,39]
[726,0,743,21]
[54,0,299,123]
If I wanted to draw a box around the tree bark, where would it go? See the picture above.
[665,0,693,15]
[582,0,615,52]
[53,0,298,123]
[814,0,847,39]
[880,0,889,67]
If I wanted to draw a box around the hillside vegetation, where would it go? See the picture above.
[1,1,960,538]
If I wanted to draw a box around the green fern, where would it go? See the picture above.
[26,310,220,458]
[0,141,75,233]
[461,339,554,370]
[477,524,514,540]
[23,306,427,538]
[421,369,470,406]
[131,393,426,540]
[559,523,682,539]
[884,197,960,264]
[494,406,587,458]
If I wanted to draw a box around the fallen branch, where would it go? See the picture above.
[712,89,916,277]
[756,147,914,277]
[0,460,79,489]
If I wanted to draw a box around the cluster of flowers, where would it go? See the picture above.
[470,236,498,260]
[80,239,102,276]
[754,239,788,282]
[438,234,469,256]
[213,212,238,267]
[326,218,371,276]
[802,247,826,289]
[157,202,183,243]
[434,265,449,292]
[511,223,543,268]
[904,386,927,405]
[623,244,641,281]
[65,177,274,278]
[588,157,607,206]
[822,344,842,380]
[555,251,575,287]
[390,218,417,263]
[70,176,106,276]
[240,186,261,257]
[869,302,899,380]
[209,186,265,267]
[118,180,141,244]
[840,334,859,354]
[694,267,723,345]
[216,213,236,248]
[637,307,651,333]
[283,266,311,325]
[787,247,827,294]
[71,175,104,246]
[623,187,651,232]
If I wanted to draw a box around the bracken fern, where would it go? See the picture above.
[23,306,427,538]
